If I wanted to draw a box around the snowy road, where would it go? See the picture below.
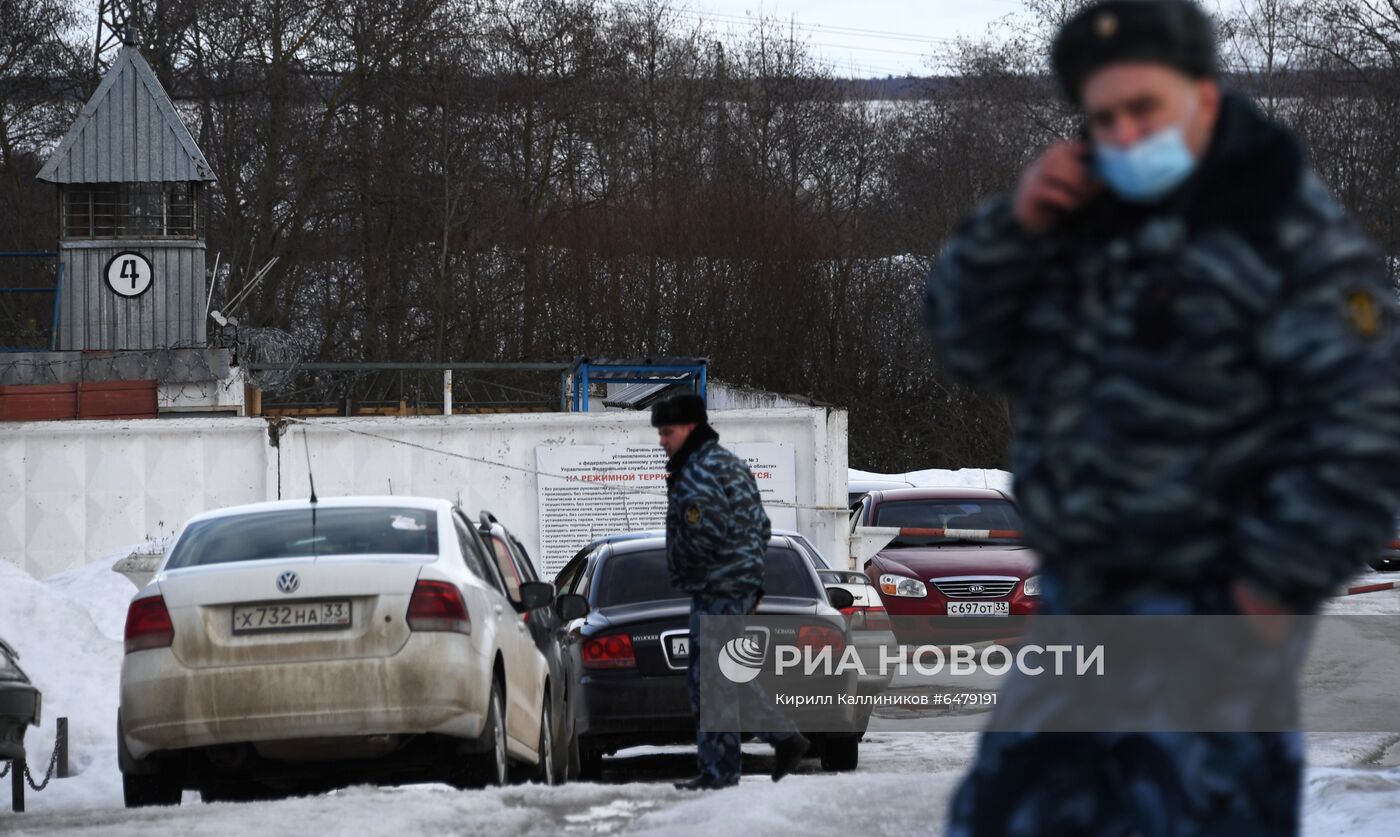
[3,558,1399,835]
[3,737,972,836]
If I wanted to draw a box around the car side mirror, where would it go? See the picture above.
[826,587,855,610]
[519,581,555,610]
[555,593,590,621]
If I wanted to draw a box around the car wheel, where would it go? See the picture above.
[118,712,182,808]
[576,742,603,781]
[566,730,581,780]
[123,771,182,808]
[819,734,859,772]
[474,678,508,787]
[550,700,570,785]
[533,699,557,785]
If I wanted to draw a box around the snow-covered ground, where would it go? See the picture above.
[2,557,1398,834]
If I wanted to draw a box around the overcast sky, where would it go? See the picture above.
[675,1,1241,77]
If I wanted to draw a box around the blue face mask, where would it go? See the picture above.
[1095,124,1198,204]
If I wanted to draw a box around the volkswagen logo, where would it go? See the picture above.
[967,584,986,595]
[276,571,300,595]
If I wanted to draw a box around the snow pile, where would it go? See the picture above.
[1304,768,1400,835]
[0,559,126,811]
[849,467,1013,493]
[41,545,150,641]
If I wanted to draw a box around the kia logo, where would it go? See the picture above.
[968,584,986,594]
[277,571,300,594]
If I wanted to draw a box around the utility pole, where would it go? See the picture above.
[93,0,144,76]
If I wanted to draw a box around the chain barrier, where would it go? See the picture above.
[22,721,65,791]
[5,717,67,811]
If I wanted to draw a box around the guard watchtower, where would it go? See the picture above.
[36,38,215,351]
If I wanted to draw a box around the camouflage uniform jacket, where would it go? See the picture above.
[924,92,1400,612]
[665,425,772,596]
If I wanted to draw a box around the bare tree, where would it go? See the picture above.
[0,0,84,248]
[24,0,1400,469]
[1216,0,1304,118]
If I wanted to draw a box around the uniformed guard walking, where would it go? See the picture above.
[652,393,811,790]
[923,1,1400,834]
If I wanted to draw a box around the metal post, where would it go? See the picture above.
[10,757,23,812]
[443,369,453,417]
[50,262,64,351]
[57,717,68,779]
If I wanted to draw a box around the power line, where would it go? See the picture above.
[670,9,963,46]
[278,415,853,513]
[598,1,964,46]
[590,1,964,73]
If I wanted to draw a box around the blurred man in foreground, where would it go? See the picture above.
[924,0,1400,833]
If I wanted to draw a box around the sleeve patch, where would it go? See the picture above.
[1344,287,1385,339]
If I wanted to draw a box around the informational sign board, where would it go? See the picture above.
[535,442,797,576]
[104,250,153,298]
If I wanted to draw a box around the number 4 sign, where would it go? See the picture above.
[104,251,154,298]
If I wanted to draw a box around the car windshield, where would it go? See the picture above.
[594,546,817,607]
[873,499,1022,546]
[0,639,23,681]
[166,507,439,568]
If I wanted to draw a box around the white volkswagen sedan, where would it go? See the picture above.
[118,496,562,806]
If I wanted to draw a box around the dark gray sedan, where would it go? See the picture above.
[556,536,862,779]
[1,636,41,763]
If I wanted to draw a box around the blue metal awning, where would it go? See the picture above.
[565,357,707,412]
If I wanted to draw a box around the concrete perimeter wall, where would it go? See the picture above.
[3,407,848,579]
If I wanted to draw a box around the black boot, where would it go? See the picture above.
[771,733,811,782]
[674,774,738,791]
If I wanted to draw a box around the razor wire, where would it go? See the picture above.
[235,326,307,393]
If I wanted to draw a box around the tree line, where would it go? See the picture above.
[1,0,1396,471]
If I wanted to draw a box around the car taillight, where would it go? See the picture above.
[124,595,174,655]
[842,605,890,631]
[581,633,636,669]
[407,580,471,634]
[797,624,846,654]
